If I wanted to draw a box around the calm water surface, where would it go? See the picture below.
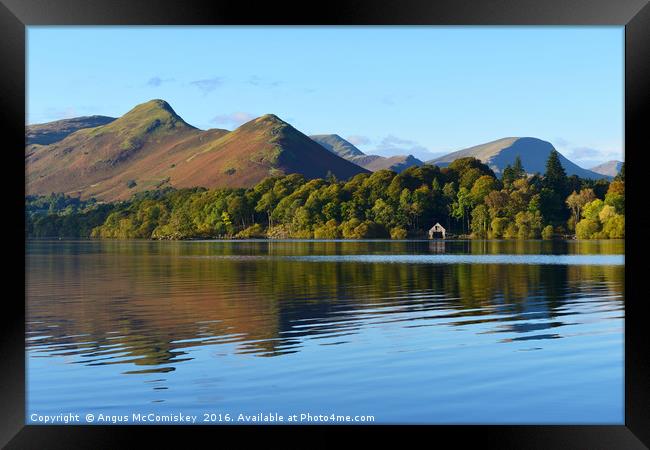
[26,240,624,424]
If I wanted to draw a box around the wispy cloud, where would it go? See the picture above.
[553,138,622,166]
[146,76,174,87]
[211,112,256,128]
[30,105,103,124]
[346,135,371,146]
[553,137,571,148]
[248,76,282,88]
[568,147,601,160]
[369,135,443,161]
[43,107,78,120]
[381,96,396,106]
[374,135,429,156]
[190,77,223,95]
[422,151,449,161]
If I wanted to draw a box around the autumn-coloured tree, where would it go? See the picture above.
[566,188,596,225]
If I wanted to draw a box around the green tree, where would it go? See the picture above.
[470,204,490,238]
[544,149,568,191]
[313,219,341,239]
[340,218,362,238]
[512,155,525,179]
[470,175,498,204]
[604,180,624,214]
[484,190,509,218]
[460,168,482,190]
[452,187,473,234]
[236,223,265,238]
[514,211,542,239]
[603,214,624,238]
[371,198,397,229]
[390,227,408,239]
[255,190,278,227]
[582,199,604,220]
[490,217,510,238]
[502,165,516,188]
[539,150,569,226]
[541,225,554,239]
[598,204,617,223]
[575,218,600,239]
[504,222,518,239]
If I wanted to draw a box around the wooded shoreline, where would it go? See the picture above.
[26,155,625,241]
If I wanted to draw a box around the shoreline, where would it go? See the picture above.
[26,237,626,242]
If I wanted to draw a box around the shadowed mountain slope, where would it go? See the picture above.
[309,134,365,159]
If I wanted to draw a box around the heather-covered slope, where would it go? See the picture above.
[26,100,210,200]
[172,115,369,189]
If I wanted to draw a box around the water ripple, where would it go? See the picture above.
[285,254,624,265]
[26,240,625,423]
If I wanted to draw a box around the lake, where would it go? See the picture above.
[26,239,624,424]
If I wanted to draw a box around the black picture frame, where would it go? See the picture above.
[3,0,648,447]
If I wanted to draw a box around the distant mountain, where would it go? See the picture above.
[310,134,424,173]
[26,100,368,201]
[590,160,623,177]
[427,137,610,180]
[26,115,116,146]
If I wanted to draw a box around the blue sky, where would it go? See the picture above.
[27,26,623,167]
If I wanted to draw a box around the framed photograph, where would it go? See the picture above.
[3,0,648,447]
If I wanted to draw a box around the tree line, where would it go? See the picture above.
[26,152,624,240]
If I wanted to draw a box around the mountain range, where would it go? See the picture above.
[309,134,424,173]
[26,100,368,200]
[25,99,614,201]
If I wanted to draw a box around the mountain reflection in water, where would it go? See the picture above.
[26,240,624,423]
